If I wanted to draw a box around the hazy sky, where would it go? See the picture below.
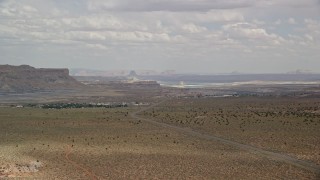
[0,0,320,73]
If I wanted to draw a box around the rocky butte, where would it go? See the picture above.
[0,65,84,93]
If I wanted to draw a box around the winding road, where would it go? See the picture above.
[130,100,320,175]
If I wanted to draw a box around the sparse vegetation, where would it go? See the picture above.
[40,102,128,109]
[0,96,319,179]
[140,96,320,166]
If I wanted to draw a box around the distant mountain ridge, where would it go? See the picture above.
[70,69,176,76]
[139,74,320,84]
[0,65,84,93]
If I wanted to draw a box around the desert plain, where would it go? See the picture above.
[0,83,320,179]
[0,66,320,179]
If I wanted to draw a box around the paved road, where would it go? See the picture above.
[130,101,320,175]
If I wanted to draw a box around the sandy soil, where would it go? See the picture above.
[0,98,319,179]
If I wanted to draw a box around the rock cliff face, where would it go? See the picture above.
[0,65,84,92]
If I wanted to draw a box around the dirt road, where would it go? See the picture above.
[130,101,320,175]
[64,145,99,180]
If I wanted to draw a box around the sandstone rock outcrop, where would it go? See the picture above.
[0,65,84,92]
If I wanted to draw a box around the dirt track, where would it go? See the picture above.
[64,145,99,180]
[130,101,320,175]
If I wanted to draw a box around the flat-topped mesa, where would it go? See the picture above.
[0,65,84,93]
[0,65,69,75]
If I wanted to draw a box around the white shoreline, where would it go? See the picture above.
[160,81,320,88]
